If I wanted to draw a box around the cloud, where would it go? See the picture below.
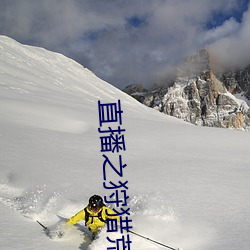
[200,18,240,45]
[209,4,250,69]
[0,0,249,89]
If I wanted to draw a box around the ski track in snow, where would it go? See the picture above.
[0,181,63,221]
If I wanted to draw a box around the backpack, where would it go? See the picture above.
[84,207,106,226]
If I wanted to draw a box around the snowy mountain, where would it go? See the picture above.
[217,65,250,100]
[1,36,250,250]
[124,49,250,130]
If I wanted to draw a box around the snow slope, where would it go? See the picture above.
[0,35,250,250]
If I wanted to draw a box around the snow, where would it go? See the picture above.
[234,93,250,107]
[0,35,250,250]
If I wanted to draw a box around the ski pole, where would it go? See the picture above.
[37,220,48,230]
[128,229,180,250]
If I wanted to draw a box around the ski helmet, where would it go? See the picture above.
[89,195,104,211]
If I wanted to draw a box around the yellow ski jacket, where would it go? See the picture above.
[67,206,119,233]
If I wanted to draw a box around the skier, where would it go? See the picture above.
[66,194,118,239]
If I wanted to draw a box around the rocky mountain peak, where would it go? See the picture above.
[177,48,210,78]
[123,49,250,130]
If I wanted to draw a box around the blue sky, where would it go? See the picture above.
[0,0,249,89]
[205,0,249,28]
